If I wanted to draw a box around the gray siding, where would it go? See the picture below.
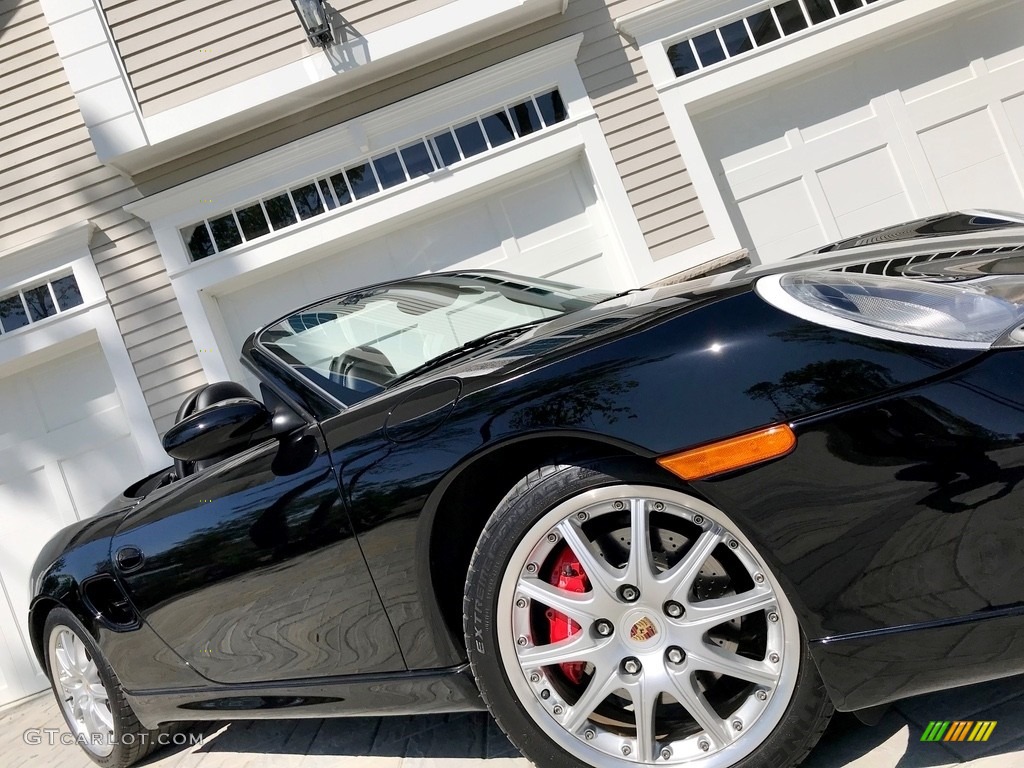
[1,0,204,435]
[135,0,711,261]
[99,0,456,116]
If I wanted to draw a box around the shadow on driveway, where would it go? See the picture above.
[138,674,1024,767]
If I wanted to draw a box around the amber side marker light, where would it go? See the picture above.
[657,424,797,481]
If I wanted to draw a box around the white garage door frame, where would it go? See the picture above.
[128,35,655,387]
[618,0,1007,265]
[0,222,165,704]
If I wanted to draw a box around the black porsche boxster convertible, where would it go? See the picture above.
[29,211,1024,768]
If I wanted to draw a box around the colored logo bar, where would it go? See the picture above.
[921,721,997,742]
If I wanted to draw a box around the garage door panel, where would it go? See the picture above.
[1000,92,1024,150]
[693,1,1024,263]
[29,345,121,433]
[61,434,143,519]
[385,202,505,275]
[818,147,908,218]
[934,154,1024,212]
[918,109,1003,178]
[835,194,914,239]
[737,179,824,261]
[498,169,593,253]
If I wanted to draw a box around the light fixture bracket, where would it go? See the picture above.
[291,0,334,47]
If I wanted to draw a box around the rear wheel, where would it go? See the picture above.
[464,463,832,767]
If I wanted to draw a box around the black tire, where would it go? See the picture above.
[464,462,833,768]
[43,607,172,768]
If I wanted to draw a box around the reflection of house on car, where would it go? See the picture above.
[1,0,1022,707]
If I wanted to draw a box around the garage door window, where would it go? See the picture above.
[666,0,885,77]
[181,88,570,263]
[0,273,83,335]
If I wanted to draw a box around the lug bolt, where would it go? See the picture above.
[547,533,558,543]
[699,740,710,752]
[756,690,768,701]
[654,501,664,511]
[728,539,739,550]
[664,601,684,618]
[666,646,685,665]
[530,673,541,683]
[553,705,563,715]
[768,611,779,623]
[693,514,704,525]
[622,745,632,756]
[516,598,527,608]
[622,657,641,675]
[754,573,765,584]
[620,585,640,602]
[661,746,672,760]
[595,620,614,637]
[614,500,625,510]
[526,563,538,574]
[769,652,780,663]
[584,729,596,741]
[517,636,528,646]
[577,511,588,521]
[540,689,551,700]
[733,719,743,732]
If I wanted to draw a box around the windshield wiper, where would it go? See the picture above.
[388,321,544,387]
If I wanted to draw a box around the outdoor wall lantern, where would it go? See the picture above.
[291,0,335,47]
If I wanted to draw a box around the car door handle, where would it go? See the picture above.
[115,545,145,573]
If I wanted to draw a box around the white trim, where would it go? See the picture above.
[0,224,165,474]
[40,0,565,170]
[129,39,649,384]
[617,0,990,268]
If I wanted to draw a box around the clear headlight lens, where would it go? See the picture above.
[757,271,1024,347]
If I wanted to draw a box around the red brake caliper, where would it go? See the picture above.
[545,544,591,684]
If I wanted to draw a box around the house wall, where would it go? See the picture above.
[134,0,711,262]
[1,0,206,434]
[98,0,456,116]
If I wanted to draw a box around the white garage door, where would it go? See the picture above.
[216,160,626,372]
[0,342,145,705]
[694,0,1024,263]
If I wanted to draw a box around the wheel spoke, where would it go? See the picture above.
[626,498,655,591]
[666,670,732,748]
[72,637,91,674]
[518,632,606,669]
[629,677,659,763]
[54,644,76,677]
[89,683,107,699]
[516,578,601,624]
[688,645,778,687]
[92,700,114,732]
[660,529,721,604]
[686,586,775,628]
[563,665,618,733]
[555,519,621,599]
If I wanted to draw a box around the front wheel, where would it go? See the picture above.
[464,463,832,768]
[44,607,170,767]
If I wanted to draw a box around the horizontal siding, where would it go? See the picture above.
[135,0,710,261]
[99,0,458,117]
[0,0,203,436]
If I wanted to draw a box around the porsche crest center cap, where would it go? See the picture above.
[630,616,658,643]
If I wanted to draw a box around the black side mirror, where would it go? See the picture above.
[162,397,272,462]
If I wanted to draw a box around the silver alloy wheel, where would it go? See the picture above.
[48,625,115,757]
[497,485,800,766]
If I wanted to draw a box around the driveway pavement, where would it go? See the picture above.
[3,674,1023,768]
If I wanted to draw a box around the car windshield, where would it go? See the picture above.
[256,272,608,405]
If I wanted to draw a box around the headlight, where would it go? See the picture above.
[756,271,1024,348]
